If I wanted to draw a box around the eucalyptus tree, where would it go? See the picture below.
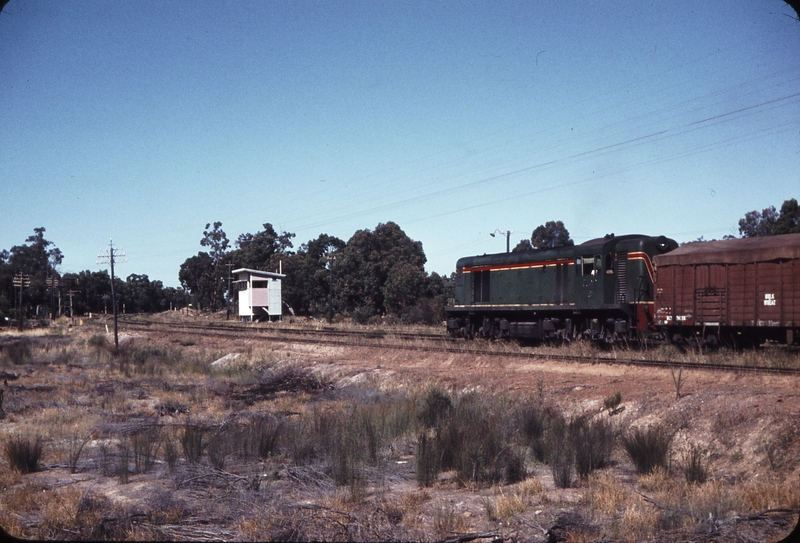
[199,222,231,312]
[530,221,574,249]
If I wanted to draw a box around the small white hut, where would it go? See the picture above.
[233,268,286,322]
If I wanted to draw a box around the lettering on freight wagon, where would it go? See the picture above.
[764,293,776,306]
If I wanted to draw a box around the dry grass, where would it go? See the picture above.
[739,475,800,512]
[0,323,797,542]
[584,473,633,515]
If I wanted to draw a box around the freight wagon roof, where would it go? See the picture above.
[653,233,800,266]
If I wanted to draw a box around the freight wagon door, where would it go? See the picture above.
[694,265,727,325]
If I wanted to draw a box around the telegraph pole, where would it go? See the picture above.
[326,254,336,324]
[46,276,60,319]
[225,262,235,320]
[97,240,126,351]
[13,272,30,332]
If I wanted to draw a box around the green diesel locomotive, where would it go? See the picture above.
[445,234,678,343]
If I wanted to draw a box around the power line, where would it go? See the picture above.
[97,239,127,351]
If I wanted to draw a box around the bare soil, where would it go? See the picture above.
[0,316,798,542]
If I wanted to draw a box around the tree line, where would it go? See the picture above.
[0,228,188,324]
[0,222,451,326]
[178,221,450,324]
[1,199,796,325]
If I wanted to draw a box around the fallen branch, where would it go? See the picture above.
[513,515,548,536]
[735,508,799,521]
[292,502,359,521]
[633,490,684,513]
[441,531,503,543]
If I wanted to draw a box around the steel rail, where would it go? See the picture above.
[90,317,800,376]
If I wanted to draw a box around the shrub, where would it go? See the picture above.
[163,435,179,472]
[242,415,282,459]
[87,334,107,348]
[400,305,423,324]
[415,433,440,487]
[435,393,510,486]
[414,391,523,487]
[520,401,560,463]
[3,338,31,365]
[181,425,205,464]
[130,346,169,375]
[3,436,43,473]
[68,433,92,474]
[494,446,527,485]
[207,427,231,470]
[681,444,709,485]
[604,391,622,411]
[547,415,573,488]
[417,387,452,429]
[621,425,674,474]
[280,417,317,466]
[571,416,616,479]
[352,306,375,325]
[117,444,130,484]
[131,427,160,474]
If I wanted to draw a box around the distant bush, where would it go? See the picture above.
[3,338,32,365]
[352,306,375,325]
[621,425,673,474]
[400,305,423,324]
[87,334,107,348]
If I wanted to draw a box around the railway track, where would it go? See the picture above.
[91,317,800,376]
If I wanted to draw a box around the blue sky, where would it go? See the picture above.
[1,0,798,287]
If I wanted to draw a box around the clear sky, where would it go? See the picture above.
[1,0,798,287]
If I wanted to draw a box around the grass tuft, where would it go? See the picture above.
[680,444,709,485]
[621,425,673,474]
[3,436,43,473]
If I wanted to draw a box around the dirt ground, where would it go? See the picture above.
[0,320,798,542]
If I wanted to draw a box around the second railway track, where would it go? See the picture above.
[99,317,800,376]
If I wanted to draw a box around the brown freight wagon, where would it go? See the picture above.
[653,233,800,347]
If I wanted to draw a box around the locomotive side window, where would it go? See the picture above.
[605,253,614,274]
[575,257,582,275]
[594,255,602,275]
[582,256,595,276]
